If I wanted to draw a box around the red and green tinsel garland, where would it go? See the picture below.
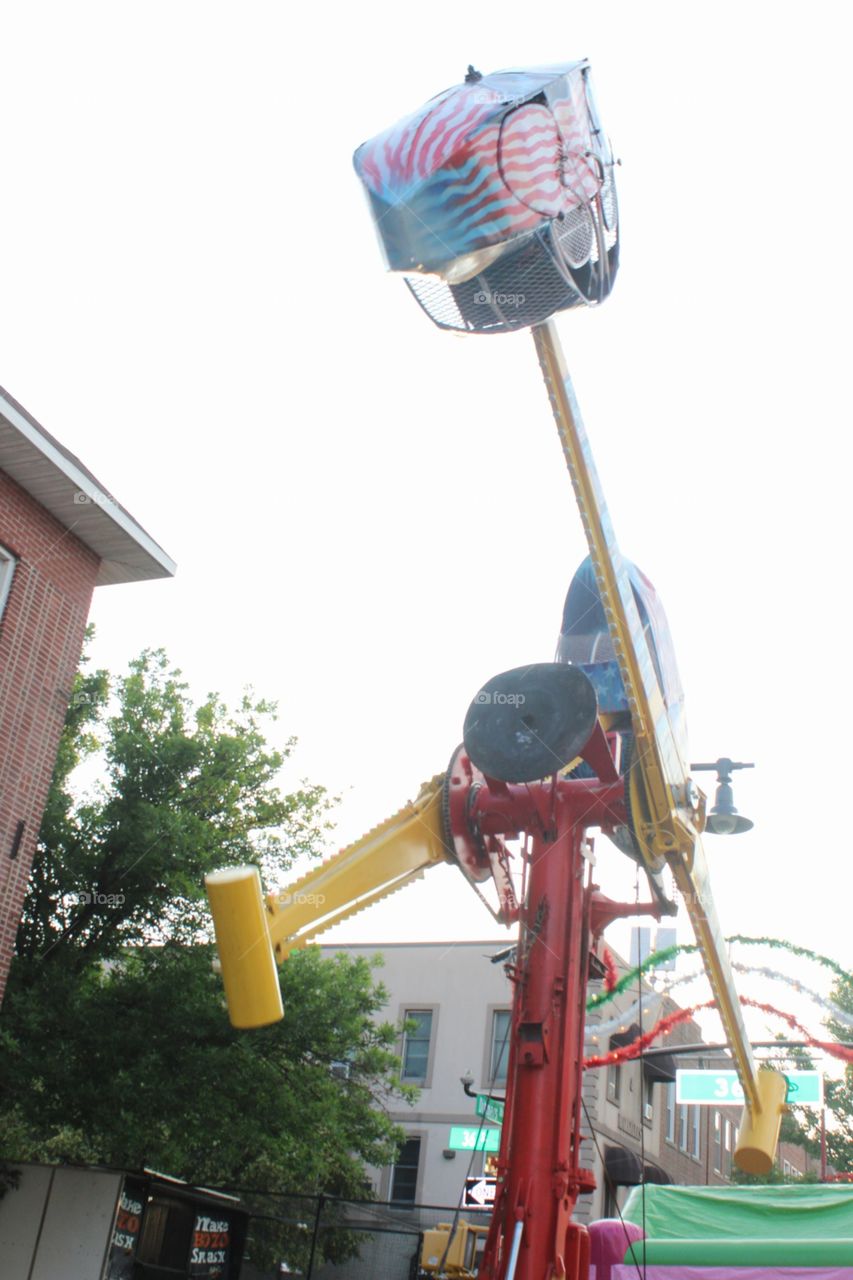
[602,946,619,993]
[583,996,853,1070]
[587,935,851,1011]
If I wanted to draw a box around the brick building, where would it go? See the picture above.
[778,1138,824,1180]
[0,386,174,1002]
[582,989,743,1221]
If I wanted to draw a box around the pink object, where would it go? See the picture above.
[589,1218,645,1280]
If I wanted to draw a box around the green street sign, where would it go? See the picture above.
[475,1095,505,1126]
[676,1069,823,1107]
[448,1126,501,1153]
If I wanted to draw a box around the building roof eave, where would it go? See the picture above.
[0,387,176,586]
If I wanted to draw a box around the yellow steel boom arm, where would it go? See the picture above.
[205,778,450,1029]
[265,779,450,954]
[533,319,785,1173]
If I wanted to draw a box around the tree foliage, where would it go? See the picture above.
[18,643,331,964]
[732,1000,853,1184]
[1,642,413,1265]
[818,977,853,1173]
[3,945,408,1185]
[760,989,853,1177]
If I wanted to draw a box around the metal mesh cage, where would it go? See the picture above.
[404,193,619,335]
[555,204,595,269]
[601,174,618,233]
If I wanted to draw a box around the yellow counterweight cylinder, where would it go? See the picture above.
[205,866,283,1029]
[734,1069,788,1175]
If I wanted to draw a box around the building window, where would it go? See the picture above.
[677,1102,700,1155]
[390,1137,421,1203]
[642,1075,654,1125]
[607,1062,622,1104]
[665,1083,675,1142]
[724,1119,733,1176]
[401,1010,433,1082]
[690,1106,701,1159]
[490,1009,511,1086]
[0,543,16,622]
[713,1112,723,1173]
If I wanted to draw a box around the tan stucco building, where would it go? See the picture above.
[319,940,744,1217]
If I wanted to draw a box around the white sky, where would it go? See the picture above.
[2,3,851,1044]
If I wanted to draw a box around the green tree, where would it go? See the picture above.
[814,976,853,1174]
[731,1018,853,1185]
[17,643,331,965]
[731,1100,821,1186]
[759,993,853,1178]
[0,644,412,1265]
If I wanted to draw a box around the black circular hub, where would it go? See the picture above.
[462,663,598,784]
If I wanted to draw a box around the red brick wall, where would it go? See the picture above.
[0,469,100,1002]
[778,1140,823,1178]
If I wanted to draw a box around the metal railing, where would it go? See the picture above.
[229,1189,492,1279]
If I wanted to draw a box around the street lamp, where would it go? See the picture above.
[460,1070,476,1098]
[692,758,754,835]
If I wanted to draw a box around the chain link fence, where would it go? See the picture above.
[232,1191,491,1279]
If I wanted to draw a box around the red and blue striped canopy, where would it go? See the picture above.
[353,63,612,277]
